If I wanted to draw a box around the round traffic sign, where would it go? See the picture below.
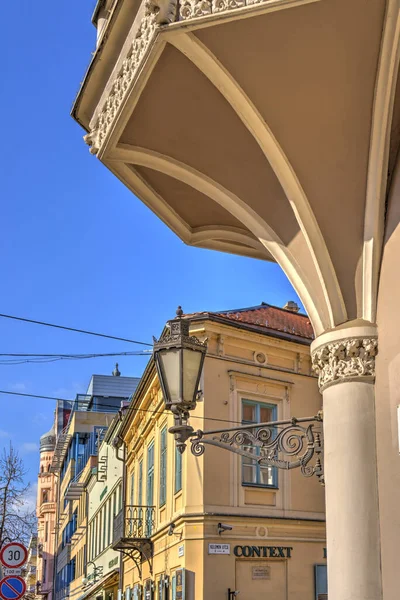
[0,577,26,600]
[0,544,28,569]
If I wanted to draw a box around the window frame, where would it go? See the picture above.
[159,427,167,507]
[175,445,182,494]
[138,459,143,506]
[241,399,278,489]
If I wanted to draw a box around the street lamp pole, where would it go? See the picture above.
[153,308,324,483]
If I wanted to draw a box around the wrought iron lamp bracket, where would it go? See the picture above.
[189,413,324,485]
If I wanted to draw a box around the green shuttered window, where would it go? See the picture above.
[160,427,167,507]
[175,446,182,493]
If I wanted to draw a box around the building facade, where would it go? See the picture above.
[116,304,326,600]
[23,536,38,599]
[36,401,72,600]
[44,370,139,600]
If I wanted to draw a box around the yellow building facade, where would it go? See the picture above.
[117,304,326,600]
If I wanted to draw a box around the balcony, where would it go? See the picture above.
[113,505,155,548]
[39,501,56,516]
[112,505,155,575]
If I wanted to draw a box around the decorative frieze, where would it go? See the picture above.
[311,337,378,391]
[180,0,212,19]
[213,0,245,11]
[85,0,177,155]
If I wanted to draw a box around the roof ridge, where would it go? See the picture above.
[215,303,309,319]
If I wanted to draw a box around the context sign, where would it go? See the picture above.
[0,544,28,569]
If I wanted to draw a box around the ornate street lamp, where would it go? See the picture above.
[153,307,207,453]
[154,308,324,482]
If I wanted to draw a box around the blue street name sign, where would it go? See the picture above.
[0,576,26,600]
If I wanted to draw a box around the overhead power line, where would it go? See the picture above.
[0,313,152,347]
[0,389,244,426]
[0,350,152,365]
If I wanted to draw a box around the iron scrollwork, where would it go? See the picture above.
[190,414,324,484]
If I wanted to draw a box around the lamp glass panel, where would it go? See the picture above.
[159,349,180,403]
[182,348,203,403]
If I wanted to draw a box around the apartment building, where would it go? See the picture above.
[115,303,326,600]
[51,370,139,600]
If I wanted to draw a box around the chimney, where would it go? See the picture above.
[283,300,300,313]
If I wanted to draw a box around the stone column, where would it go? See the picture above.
[311,324,382,600]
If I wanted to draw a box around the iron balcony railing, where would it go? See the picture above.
[113,505,156,544]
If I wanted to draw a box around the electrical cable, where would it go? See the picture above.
[0,313,152,346]
[0,389,244,426]
[0,351,151,365]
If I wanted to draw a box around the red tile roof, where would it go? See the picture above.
[189,303,314,342]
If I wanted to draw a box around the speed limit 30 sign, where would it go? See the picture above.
[0,544,28,569]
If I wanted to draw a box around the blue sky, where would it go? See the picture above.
[0,0,301,496]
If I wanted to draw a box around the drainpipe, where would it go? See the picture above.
[52,473,61,600]
[115,440,126,599]
[84,489,89,578]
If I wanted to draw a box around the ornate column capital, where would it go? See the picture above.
[311,323,378,392]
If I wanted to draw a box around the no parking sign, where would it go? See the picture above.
[0,577,26,600]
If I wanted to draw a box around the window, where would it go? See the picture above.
[43,559,47,583]
[107,498,112,546]
[103,503,107,550]
[118,483,122,511]
[146,443,155,536]
[175,446,182,494]
[314,565,327,599]
[130,472,135,505]
[159,427,167,507]
[147,443,154,505]
[42,489,49,503]
[242,400,277,488]
[45,521,49,543]
[99,510,103,553]
[138,460,143,505]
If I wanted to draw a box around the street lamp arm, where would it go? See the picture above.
[187,414,324,484]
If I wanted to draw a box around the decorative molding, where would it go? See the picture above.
[108,144,325,334]
[362,2,400,323]
[213,0,245,12]
[84,0,322,158]
[311,337,378,391]
[180,0,212,19]
[84,0,177,155]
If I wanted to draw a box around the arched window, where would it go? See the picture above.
[40,465,44,473]
[47,464,51,472]
[42,489,49,503]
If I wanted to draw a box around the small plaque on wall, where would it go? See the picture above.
[208,543,230,555]
[252,566,271,580]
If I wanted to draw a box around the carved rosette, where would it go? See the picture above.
[311,337,378,392]
[179,0,212,20]
[212,0,245,12]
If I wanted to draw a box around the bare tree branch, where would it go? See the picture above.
[0,443,36,547]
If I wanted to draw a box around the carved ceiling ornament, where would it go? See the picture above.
[311,337,378,392]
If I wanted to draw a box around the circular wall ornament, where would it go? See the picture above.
[254,351,267,365]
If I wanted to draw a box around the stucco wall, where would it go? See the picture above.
[375,153,400,599]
